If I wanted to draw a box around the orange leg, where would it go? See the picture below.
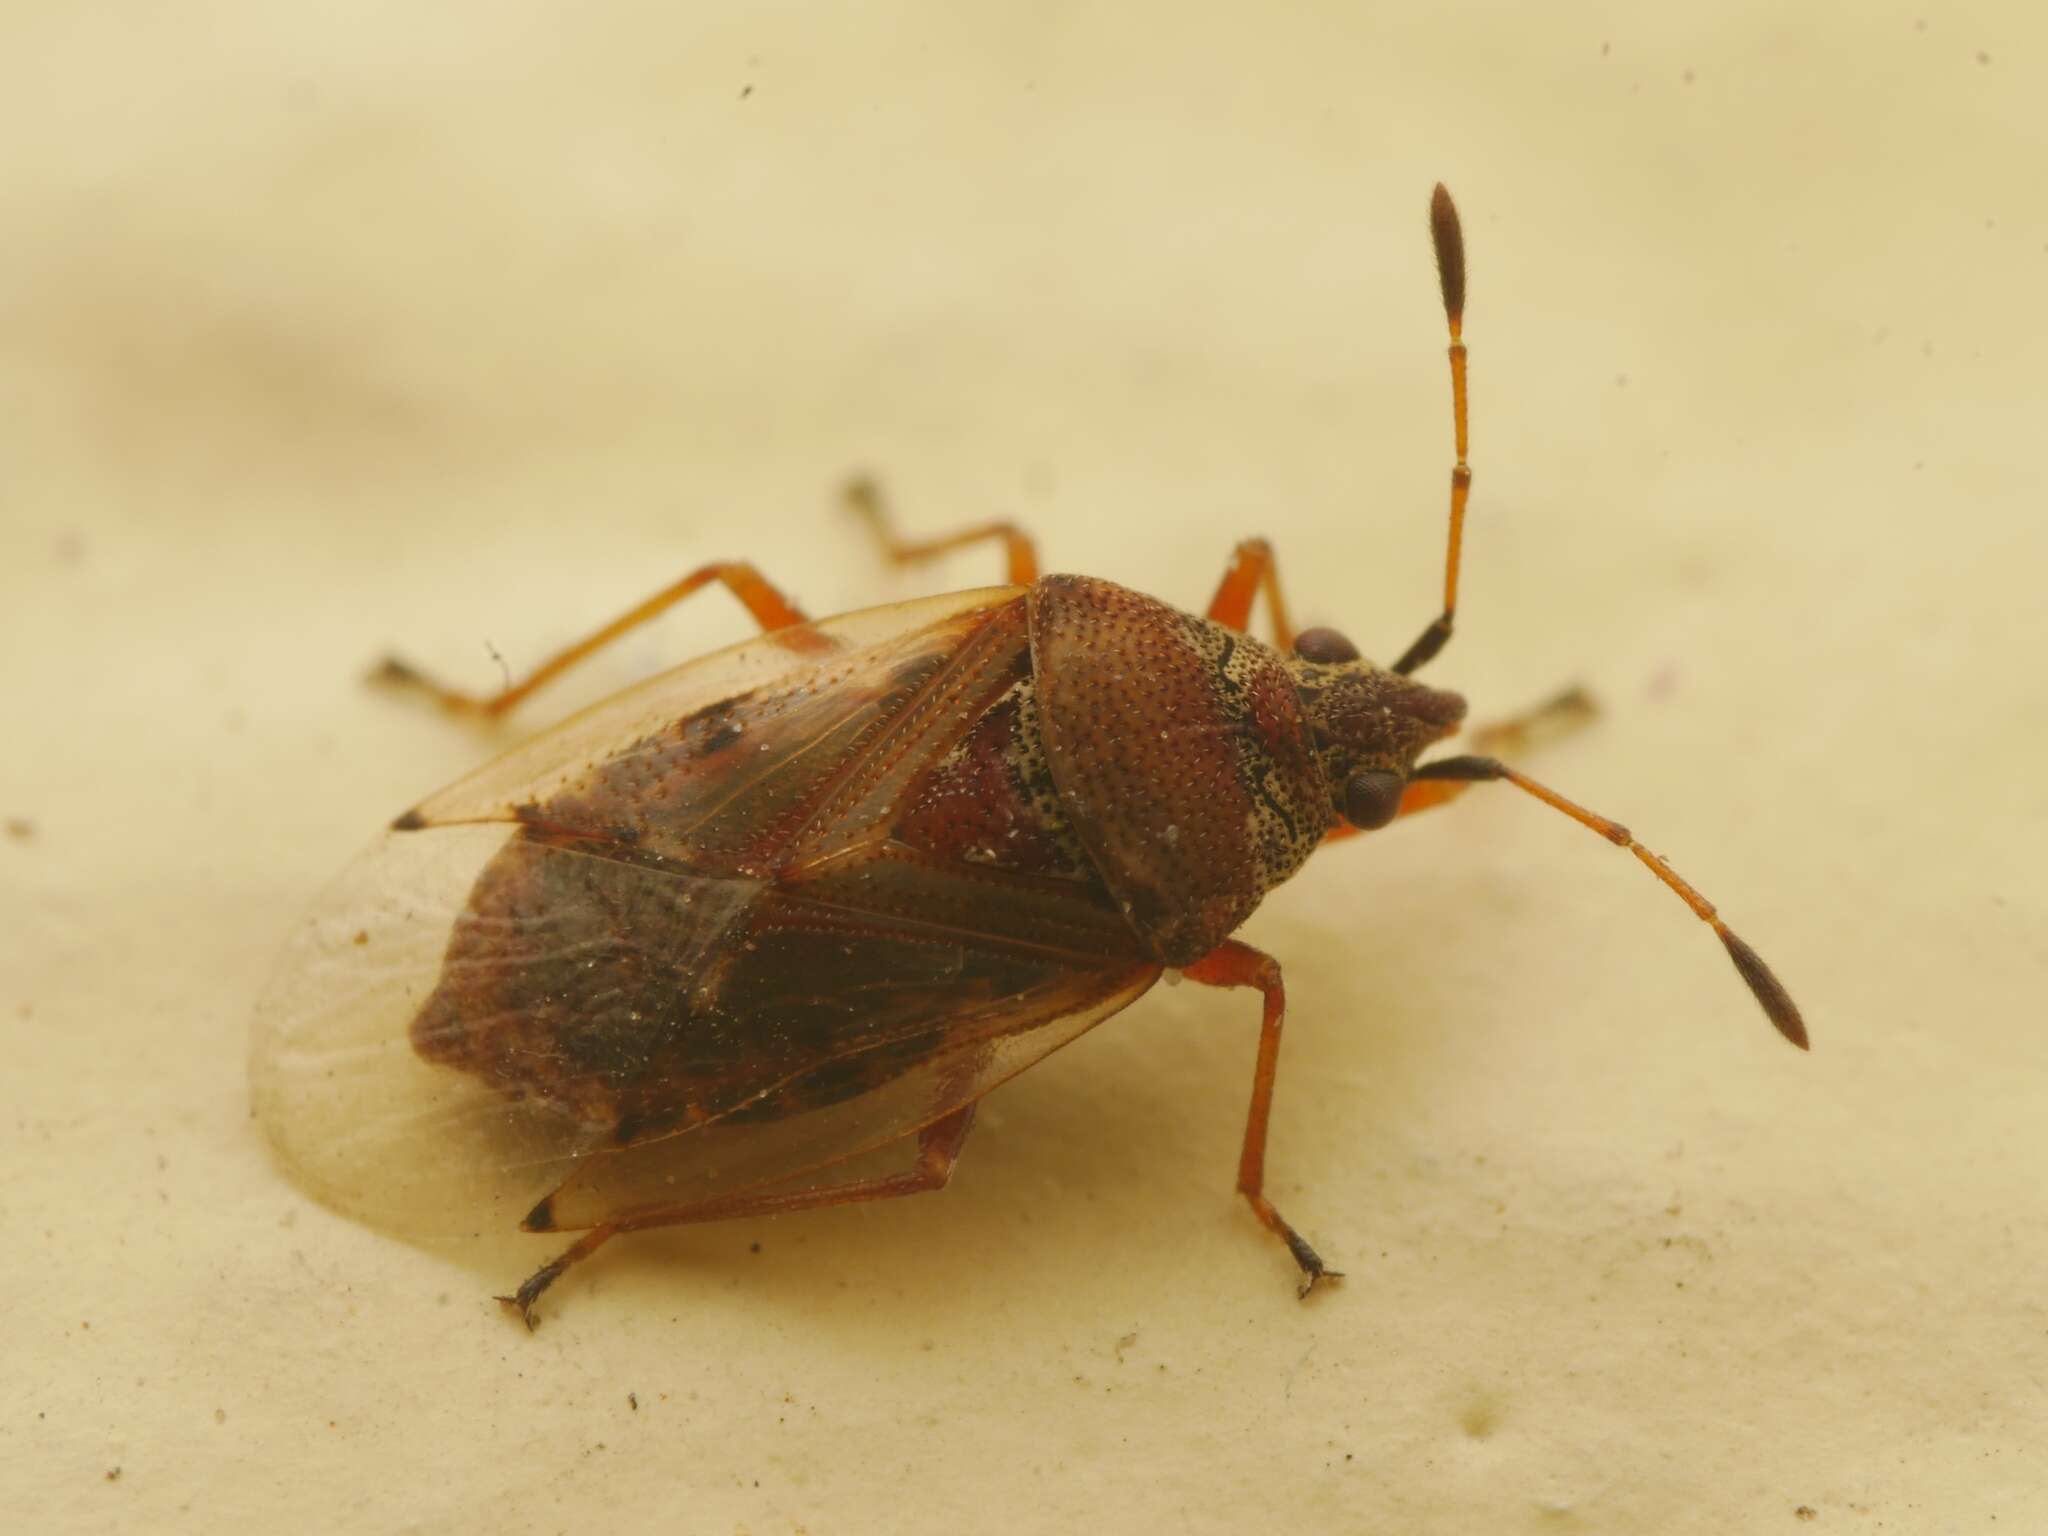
[1203,539,1295,649]
[1466,683,1597,757]
[1320,769,1471,846]
[500,1106,978,1328]
[371,561,816,719]
[1180,940,1336,1297]
[844,475,1039,585]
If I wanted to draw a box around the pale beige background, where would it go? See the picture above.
[5,2,2044,1532]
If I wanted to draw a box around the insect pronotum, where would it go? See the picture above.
[250,185,1805,1326]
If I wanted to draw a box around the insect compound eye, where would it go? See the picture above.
[1343,768,1406,830]
[1292,627,1361,665]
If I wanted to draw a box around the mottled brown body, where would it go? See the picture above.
[408,576,1461,1145]
[252,183,1807,1327]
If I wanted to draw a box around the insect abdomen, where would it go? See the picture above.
[403,592,1148,1141]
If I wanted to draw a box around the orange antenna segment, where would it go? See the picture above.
[1408,754,1808,1049]
[1394,183,1471,677]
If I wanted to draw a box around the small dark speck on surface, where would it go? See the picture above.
[1795,1508,1817,1522]
[749,1241,762,1254]
[484,641,511,692]
[740,83,754,99]
[627,1392,638,1411]
[105,1467,121,1482]
[1976,50,1991,65]
[1682,67,1695,83]
[5,818,34,841]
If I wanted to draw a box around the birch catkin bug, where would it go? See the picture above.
[250,185,1806,1326]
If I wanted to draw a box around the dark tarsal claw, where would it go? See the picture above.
[496,1258,566,1331]
[1282,1226,1343,1298]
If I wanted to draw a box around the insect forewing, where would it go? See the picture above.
[531,963,1159,1231]
[250,820,622,1236]
[251,586,1157,1240]
[408,587,1023,829]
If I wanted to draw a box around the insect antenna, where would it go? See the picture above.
[1393,183,1471,677]
[1409,754,1808,1049]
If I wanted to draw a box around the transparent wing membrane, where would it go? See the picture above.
[250,585,1157,1241]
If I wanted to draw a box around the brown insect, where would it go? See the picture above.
[249,186,1805,1327]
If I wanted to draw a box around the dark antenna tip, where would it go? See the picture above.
[1430,183,1466,326]
[1718,927,1809,1050]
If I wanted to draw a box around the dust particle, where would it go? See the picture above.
[628,1393,638,1411]
[5,818,33,841]
[1795,1508,1817,1522]
[105,1467,121,1482]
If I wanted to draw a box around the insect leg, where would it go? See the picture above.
[1203,539,1295,649]
[499,1105,979,1328]
[843,475,1040,585]
[1315,768,1484,845]
[371,561,818,718]
[1392,183,1471,677]
[1179,940,1337,1298]
[1464,683,1597,757]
